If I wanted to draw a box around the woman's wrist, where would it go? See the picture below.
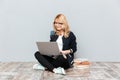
[66,50,71,54]
[65,49,72,54]
[61,49,72,54]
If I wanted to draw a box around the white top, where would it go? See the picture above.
[56,35,63,51]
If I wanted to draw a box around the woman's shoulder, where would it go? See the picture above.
[50,30,55,36]
[68,31,76,39]
[69,31,75,36]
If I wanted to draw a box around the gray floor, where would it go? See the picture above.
[0,62,120,80]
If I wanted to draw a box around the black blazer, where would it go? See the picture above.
[50,31,77,66]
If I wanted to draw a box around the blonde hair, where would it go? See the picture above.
[53,14,70,38]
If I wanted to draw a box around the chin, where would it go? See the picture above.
[56,28,62,31]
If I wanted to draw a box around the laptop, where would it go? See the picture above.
[36,42,61,55]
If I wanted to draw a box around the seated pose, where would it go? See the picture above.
[33,14,77,74]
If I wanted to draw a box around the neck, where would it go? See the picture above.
[57,30,64,36]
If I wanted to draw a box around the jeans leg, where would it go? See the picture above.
[34,51,55,71]
[52,55,70,69]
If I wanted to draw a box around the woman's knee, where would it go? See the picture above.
[34,51,40,58]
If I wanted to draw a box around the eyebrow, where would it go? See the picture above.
[54,22,63,25]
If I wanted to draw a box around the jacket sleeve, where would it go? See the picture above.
[70,32,77,54]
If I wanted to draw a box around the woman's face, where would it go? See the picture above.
[54,19,64,31]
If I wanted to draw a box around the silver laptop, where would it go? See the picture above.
[36,42,61,55]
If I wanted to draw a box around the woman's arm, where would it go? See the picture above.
[61,32,77,55]
[69,32,77,53]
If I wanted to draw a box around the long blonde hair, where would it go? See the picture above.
[53,14,70,38]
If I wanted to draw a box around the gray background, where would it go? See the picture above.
[0,0,120,62]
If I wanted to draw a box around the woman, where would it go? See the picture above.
[33,14,77,74]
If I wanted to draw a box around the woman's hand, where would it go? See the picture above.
[60,50,71,55]
[60,50,70,59]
